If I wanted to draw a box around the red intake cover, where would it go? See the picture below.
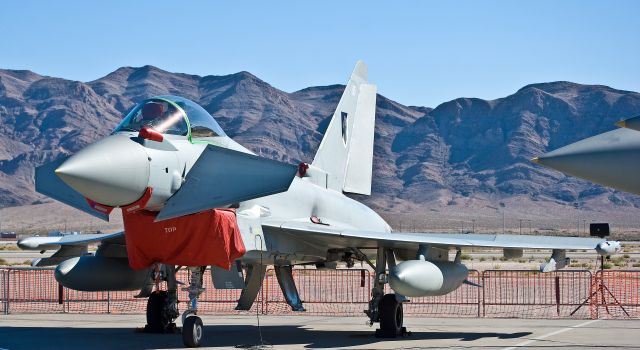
[121,194,246,270]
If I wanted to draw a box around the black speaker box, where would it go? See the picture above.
[590,223,610,237]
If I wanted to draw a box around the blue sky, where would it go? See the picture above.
[1,1,638,107]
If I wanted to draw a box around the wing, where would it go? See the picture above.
[18,232,125,267]
[263,220,605,251]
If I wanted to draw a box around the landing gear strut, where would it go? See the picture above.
[181,266,206,347]
[365,247,407,338]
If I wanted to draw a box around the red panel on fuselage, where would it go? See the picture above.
[122,196,246,270]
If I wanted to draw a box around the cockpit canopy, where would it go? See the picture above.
[114,95,226,139]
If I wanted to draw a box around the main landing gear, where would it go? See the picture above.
[377,294,406,337]
[364,247,408,338]
[143,265,207,348]
[144,265,179,333]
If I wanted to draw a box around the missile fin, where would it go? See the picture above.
[463,279,483,288]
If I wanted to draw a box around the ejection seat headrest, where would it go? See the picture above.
[141,102,165,120]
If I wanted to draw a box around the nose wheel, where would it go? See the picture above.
[182,315,204,347]
[181,266,206,347]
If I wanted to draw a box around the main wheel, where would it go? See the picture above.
[379,294,403,336]
[146,291,168,333]
[182,316,203,348]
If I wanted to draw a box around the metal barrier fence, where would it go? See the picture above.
[592,270,640,319]
[1,269,6,314]
[265,268,371,316]
[481,270,593,318]
[1,267,639,319]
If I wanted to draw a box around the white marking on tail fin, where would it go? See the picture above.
[311,61,377,195]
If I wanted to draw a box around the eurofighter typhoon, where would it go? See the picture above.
[18,62,620,347]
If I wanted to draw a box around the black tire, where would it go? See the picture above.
[182,316,204,348]
[379,294,403,335]
[146,291,167,333]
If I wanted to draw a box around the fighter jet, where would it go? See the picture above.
[18,62,619,347]
[533,115,640,195]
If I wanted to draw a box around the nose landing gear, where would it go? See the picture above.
[142,265,207,347]
[182,314,204,348]
[181,266,206,347]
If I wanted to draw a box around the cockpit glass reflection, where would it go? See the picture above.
[115,100,188,136]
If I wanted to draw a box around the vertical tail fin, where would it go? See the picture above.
[311,61,377,195]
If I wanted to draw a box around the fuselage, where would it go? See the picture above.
[62,131,390,265]
[53,94,390,267]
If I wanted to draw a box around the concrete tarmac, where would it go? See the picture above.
[0,314,638,349]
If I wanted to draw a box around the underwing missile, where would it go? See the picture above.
[532,128,640,195]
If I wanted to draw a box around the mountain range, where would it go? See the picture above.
[1,65,640,223]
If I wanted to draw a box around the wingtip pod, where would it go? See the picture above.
[615,120,627,128]
[596,240,622,256]
[530,157,540,164]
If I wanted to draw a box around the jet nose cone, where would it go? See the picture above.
[56,135,150,206]
[534,128,640,195]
